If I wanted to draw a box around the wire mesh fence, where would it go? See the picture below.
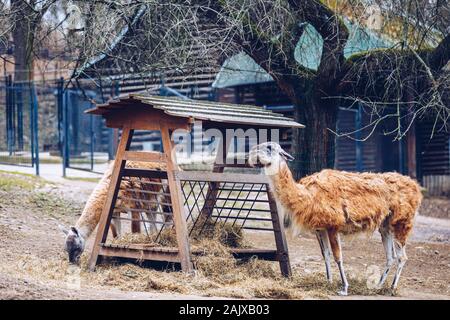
[0,77,39,169]
[0,77,115,175]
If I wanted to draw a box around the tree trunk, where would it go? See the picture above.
[11,0,37,83]
[290,85,338,180]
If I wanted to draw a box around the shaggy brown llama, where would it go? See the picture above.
[60,160,166,264]
[248,142,422,295]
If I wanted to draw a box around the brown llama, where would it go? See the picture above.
[248,142,422,295]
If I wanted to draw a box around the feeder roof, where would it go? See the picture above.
[86,92,304,128]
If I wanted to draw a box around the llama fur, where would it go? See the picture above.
[62,160,166,263]
[249,142,422,295]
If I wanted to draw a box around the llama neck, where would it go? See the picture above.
[265,161,311,216]
[75,163,114,239]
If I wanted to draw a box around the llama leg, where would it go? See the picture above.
[378,225,395,287]
[110,212,121,238]
[328,229,348,296]
[316,230,332,283]
[391,242,407,291]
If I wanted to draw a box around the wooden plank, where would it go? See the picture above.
[98,245,278,263]
[123,151,166,163]
[161,124,193,272]
[228,248,278,261]
[88,126,134,271]
[267,190,292,277]
[99,246,180,263]
[175,171,270,184]
[122,168,168,179]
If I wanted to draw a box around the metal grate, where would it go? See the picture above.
[181,180,274,239]
[111,175,174,243]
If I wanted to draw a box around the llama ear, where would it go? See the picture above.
[59,224,69,235]
[280,150,294,161]
[70,226,79,236]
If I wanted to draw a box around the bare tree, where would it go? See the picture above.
[71,0,449,178]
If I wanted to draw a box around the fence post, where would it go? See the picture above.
[16,82,24,151]
[355,103,363,172]
[32,84,39,176]
[62,91,69,177]
[30,85,35,166]
[5,75,12,155]
[57,78,64,154]
[90,112,94,171]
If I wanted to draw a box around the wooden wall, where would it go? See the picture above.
[217,81,450,194]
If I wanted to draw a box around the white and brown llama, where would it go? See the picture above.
[248,142,422,295]
[60,160,166,264]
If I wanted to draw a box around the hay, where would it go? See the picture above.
[1,217,381,299]
[6,251,384,300]
[110,219,243,249]
[190,219,244,248]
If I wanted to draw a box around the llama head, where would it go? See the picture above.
[60,225,85,264]
[248,142,294,175]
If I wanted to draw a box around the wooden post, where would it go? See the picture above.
[88,126,134,271]
[267,190,292,277]
[200,128,230,218]
[160,124,193,272]
[406,85,417,179]
[407,123,417,179]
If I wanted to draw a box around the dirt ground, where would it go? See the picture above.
[0,171,449,300]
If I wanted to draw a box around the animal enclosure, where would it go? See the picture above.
[86,94,303,276]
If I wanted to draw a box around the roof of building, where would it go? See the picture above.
[212,20,393,88]
[86,92,304,128]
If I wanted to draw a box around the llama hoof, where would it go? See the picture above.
[337,289,348,296]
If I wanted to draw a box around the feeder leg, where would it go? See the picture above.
[88,127,134,271]
[161,124,193,273]
[267,190,292,277]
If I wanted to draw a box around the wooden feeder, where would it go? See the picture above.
[86,93,304,276]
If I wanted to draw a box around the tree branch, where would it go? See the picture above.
[426,33,450,72]
[287,0,349,93]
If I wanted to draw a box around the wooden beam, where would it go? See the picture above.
[160,124,193,273]
[122,168,168,179]
[99,245,180,263]
[175,171,270,184]
[267,190,292,277]
[123,151,166,163]
[88,126,134,271]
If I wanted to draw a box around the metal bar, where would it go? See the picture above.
[215,197,270,203]
[210,215,273,222]
[113,207,172,216]
[16,83,23,151]
[30,85,35,166]
[208,206,270,213]
[32,84,39,176]
[90,114,94,171]
[122,169,168,179]
[62,91,69,176]
[57,78,63,153]
[123,188,170,197]
[238,184,265,230]
[355,103,363,171]
[122,178,169,187]
[117,196,172,207]
[111,216,173,225]
[210,182,236,228]
[241,226,274,231]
